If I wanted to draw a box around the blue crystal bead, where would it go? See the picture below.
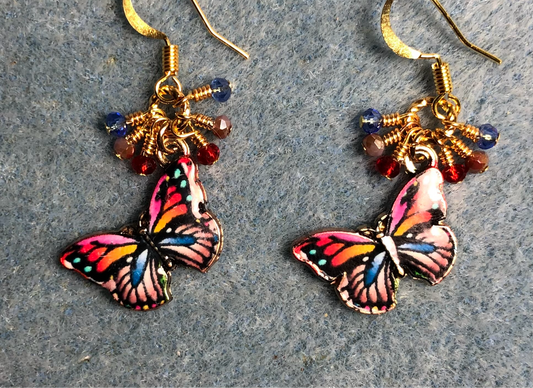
[360,108,382,134]
[211,78,232,103]
[105,112,127,137]
[477,124,499,149]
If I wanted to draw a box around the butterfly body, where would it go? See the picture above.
[60,156,222,310]
[292,167,457,314]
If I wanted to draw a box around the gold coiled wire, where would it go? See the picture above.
[459,124,480,141]
[449,137,473,158]
[143,121,165,156]
[382,112,403,128]
[127,111,148,127]
[190,130,209,148]
[125,125,147,145]
[382,127,403,146]
[191,113,214,131]
[187,85,212,102]
[439,146,455,167]
[432,62,453,95]
[393,141,410,162]
[162,45,179,75]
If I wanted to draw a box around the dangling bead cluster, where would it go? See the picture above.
[359,58,500,183]
[104,44,234,175]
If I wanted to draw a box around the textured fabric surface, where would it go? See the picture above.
[1,0,532,386]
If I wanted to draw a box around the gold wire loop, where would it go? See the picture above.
[404,145,439,174]
[158,124,191,155]
[408,97,433,114]
[155,76,184,105]
[122,0,249,59]
[433,94,460,121]
[381,0,502,64]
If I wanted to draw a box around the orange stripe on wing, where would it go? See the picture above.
[393,212,432,237]
[331,244,376,267]
[96,245,138,272]
[154,204,188,233]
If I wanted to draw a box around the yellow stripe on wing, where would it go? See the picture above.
[331,244,376,267]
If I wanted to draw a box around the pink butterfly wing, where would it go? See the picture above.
[147,156,222,272]
[60,234,172,310]
[293,231,398,314]
[394,226,456,284]
[386,167,457,284]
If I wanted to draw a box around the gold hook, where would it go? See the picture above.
[123,0,249,59]
[381,0,501,64]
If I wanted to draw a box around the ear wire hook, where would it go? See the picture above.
[381,0,502,64]
[123,0,249,59]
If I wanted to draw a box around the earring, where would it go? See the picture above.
[60,0,249,310]
[292,0,501,315]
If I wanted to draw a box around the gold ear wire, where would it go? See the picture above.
[123,0,249,59]
[381,0,501,64]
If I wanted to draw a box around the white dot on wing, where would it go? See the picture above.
[428,187,442,202]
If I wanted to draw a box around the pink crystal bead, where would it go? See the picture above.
[466,151,489,173]
[363,134,385,157]
[114,138,135,160]
[212,115,232,139]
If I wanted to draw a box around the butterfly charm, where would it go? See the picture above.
[292,167,457,314]
[60,156,222,310]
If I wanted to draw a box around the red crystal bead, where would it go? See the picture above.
[196,143,220,165]
[442,164,468,184]
[131,155,157,175]
[376,155,400,179]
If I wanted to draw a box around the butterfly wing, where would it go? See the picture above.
[147,156,222,272]
[386,167,457,285]
[60,233,172,310]
[293,231,398,314]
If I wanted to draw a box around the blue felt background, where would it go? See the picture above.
[1,0,532,386]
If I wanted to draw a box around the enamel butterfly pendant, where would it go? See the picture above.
[60,24,245,309]
[293,164,457,315]
[60,0,249,310]
[61,156,222,310]
[292,0,501,313]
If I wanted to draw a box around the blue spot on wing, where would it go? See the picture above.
[160,235,196,246]
[364,252,386,287]
[398,243,436,253]
[131,250,148,287]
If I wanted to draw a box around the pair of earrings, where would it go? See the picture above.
[61,0,501,314]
